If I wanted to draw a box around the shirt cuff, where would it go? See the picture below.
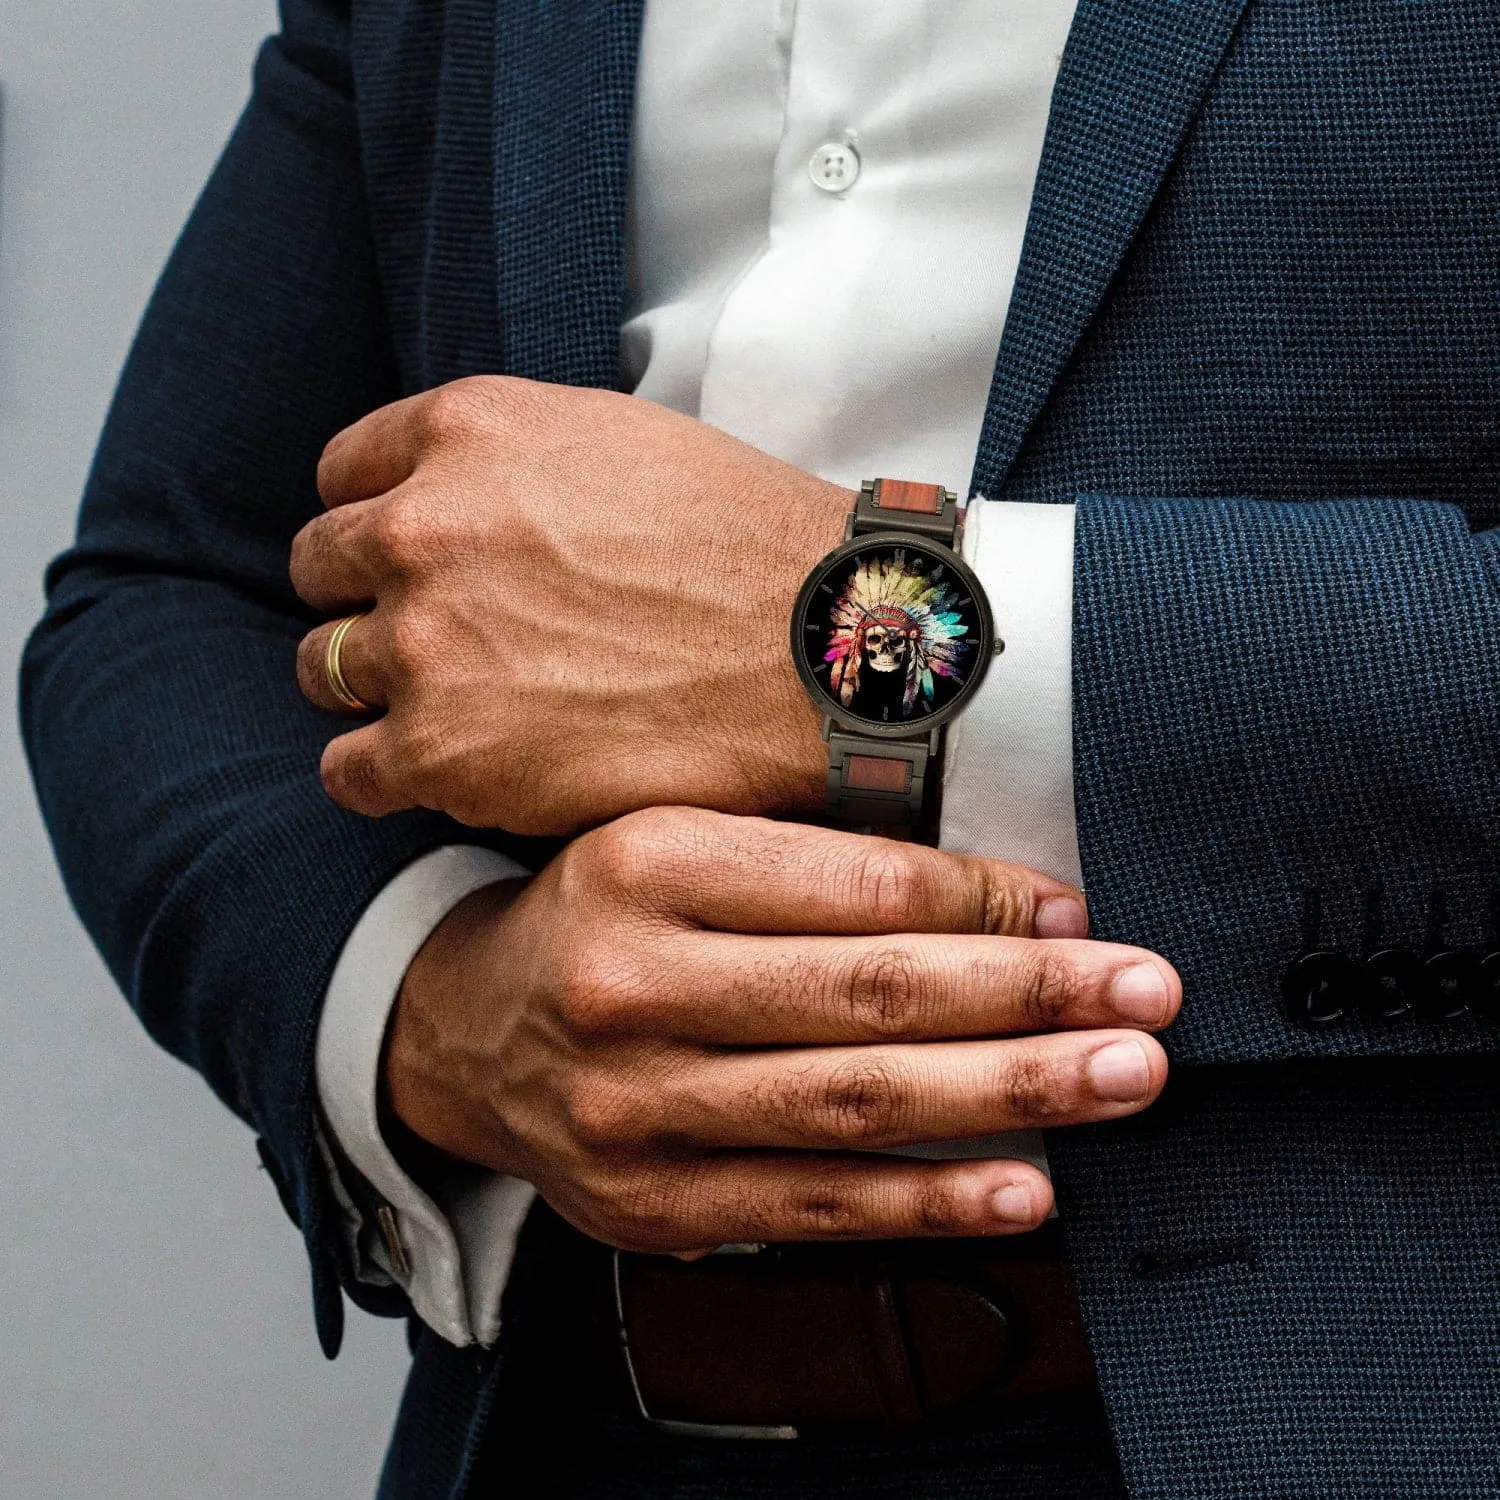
[942,497,1082,888]
[315,845,537,1348]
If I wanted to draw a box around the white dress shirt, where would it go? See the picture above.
[316,0,1081,1348]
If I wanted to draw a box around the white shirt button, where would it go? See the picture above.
[808,140,861,193]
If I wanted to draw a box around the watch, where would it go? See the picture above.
[790,478,996,840]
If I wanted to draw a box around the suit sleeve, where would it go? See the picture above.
[1072,495,1500,1069]
[19,0,543,1356]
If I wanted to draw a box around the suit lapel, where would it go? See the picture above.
[492,0,646,387]
[970,0,1252,497]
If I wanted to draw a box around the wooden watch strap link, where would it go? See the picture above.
[871,478,946,514]
[850,478,959,542]
[826,730,933,835]
[844,755,913,793]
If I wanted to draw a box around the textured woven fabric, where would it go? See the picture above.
[1051,1059,1500,1499]
[20,0,1500,1496]
[999,5,1500,1494]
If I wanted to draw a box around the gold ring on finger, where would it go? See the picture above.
[325,613,372,712]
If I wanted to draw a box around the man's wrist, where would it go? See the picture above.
[314,845,530,1344]
[742,688,829,817]
[725,474,849,819]
[382,876,533,1169]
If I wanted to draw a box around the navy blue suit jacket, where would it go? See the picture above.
[22,1,1500,1495]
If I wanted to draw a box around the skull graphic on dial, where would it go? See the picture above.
[794,535,993,733]
[861,620,912,674]
[811,547,977,723]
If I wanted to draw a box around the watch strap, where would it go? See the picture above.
[849,479,961,544]
[825,727,940,838]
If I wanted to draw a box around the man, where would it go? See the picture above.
[22,0,1500,1497]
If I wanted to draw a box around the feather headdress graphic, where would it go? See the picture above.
[825,551,972,715]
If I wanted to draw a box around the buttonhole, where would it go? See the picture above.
[1132,1237,1261,1280]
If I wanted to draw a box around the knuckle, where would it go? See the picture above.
[553,946,650,1038]
[419,380,489,445]
[315,435,346,490]
[583,817,656,894]
[846,846,927,931]
[551,836,604,912]
[370,497,442,570]
[288,525,314,584]
[978,869,1035,937]
[813,1055,907,1143]
[839,944,924,1038]
[601,1167,696,1252]
[295,632,325,699]
[913,1181,967,1236]
[321,741,383,812]
[290,517,347,597]
[787,1168,864,1238]
[1002,1051,1065,1123]
[318,748,345,803]
[583,807,689,897]
[1017,950,1082,1032]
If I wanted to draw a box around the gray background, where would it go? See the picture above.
[1,4,413,1495]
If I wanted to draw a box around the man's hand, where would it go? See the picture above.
[385,809,1180,1253]
[291,377,847,836]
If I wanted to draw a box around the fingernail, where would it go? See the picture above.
[1087,1039,1151,1102]
[1112,963,1169,1025]
[990,1183,1036,1225]
[1036,895,1088,939]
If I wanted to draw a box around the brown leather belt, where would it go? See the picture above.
[612,1227,1097,1438]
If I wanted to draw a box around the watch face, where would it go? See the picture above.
[792,535,992,734]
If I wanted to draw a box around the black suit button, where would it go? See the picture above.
[1423,950,1481,1020]
[1361,948,1428,1021]
[1284,951,1358,1025]
[1477,953,1500,1018]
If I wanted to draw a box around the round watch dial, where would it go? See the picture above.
[791,533,993,735]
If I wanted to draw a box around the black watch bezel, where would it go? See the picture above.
[789,530,995,740]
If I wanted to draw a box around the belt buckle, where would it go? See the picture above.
[612,1247,799,1441]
